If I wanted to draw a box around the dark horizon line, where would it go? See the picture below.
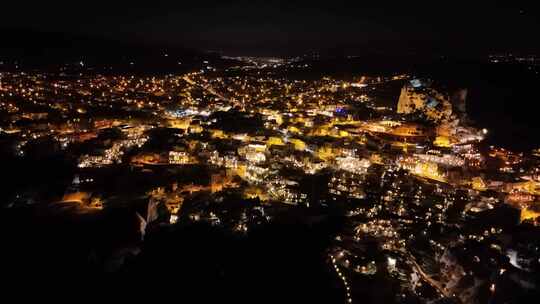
[1,26,540,60]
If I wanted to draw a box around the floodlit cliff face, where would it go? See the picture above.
[397,86,423,114]
[452,89,468,116]
[397,84,453,121]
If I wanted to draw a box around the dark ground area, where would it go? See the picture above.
[0,201,344,302]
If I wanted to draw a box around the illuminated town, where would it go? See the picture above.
[1,53,539,303]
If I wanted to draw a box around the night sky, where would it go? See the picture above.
[1,1,538,56]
